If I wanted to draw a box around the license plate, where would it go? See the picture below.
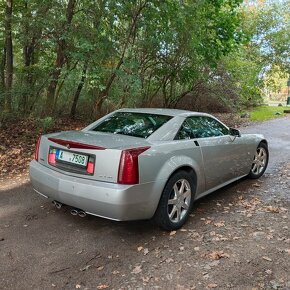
[56,149,88,167]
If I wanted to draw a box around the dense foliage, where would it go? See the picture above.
[0,0,288,119]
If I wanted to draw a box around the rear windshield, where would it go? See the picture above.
[91,112,172,138]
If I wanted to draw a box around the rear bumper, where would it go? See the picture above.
[29,160,163,221]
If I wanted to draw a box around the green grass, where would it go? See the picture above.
[249,106,289,121]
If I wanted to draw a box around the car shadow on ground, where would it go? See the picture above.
[0,175,262,235]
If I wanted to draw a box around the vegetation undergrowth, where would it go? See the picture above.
[249,106,289,121]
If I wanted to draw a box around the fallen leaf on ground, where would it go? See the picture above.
[208,251,229,260]
[170,231,177,236]
[207,283,218,288]
[142,276,150,283]
[76,285,81,289]
[97,285,109,289]
[214,221,225,227]
[131,265,142,274]
[80,265,91,271]
[137,246,143,252]
[262,256,272,262]
[265,206,280,213]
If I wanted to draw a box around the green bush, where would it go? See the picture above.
[40,117,55,133]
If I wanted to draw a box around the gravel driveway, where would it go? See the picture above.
[1,117,289,290]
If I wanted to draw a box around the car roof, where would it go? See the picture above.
[117,108,212,118]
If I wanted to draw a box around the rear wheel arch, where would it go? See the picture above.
[153,166,198,230]
[166,166,197,192]
[260,139,268,147]
[153,165,198,213]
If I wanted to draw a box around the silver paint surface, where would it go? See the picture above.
[30,109,266,221]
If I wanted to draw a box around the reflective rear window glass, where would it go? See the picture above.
[91,112,172,138]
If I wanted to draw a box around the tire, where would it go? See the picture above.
[248,142,269,179]
[154,170,195,231]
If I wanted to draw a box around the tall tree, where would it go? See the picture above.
[43,0,76,116]
[4,0,13,112]
[70,62,87,118]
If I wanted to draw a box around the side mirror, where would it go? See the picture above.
[229,128,241,137]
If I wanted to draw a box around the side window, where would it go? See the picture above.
[175,116,229,140]
[201,117,229,137]
[175,120,192,140]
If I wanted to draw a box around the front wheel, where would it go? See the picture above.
[248,142,269,179]
[154,170,195,231]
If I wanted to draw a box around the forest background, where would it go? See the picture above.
[0,0,289,123]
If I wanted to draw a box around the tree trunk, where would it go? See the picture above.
[21,1,35,114]
[4,0,13,112]
[43,0,75,116]
[92,1,147,116]
[23,2,50,114]
[70,63,87,119]
[0,47,6,108]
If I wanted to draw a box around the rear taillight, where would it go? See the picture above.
[35,136,41,161]
[87,157,95,175]
[48,148,56,165]
[118,147,150,185]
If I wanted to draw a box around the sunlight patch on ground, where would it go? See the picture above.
[0,176,30,192]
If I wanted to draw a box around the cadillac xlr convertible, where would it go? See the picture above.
[30,108,269,230]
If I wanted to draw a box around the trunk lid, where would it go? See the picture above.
[49,130,150,149]
[37,130,150,183]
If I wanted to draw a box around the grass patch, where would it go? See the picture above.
[249,106,288,121]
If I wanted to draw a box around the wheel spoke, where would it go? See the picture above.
[169,206,177,219]
[181,202,189,210]
[168,198,178,205]
[176,207,181,221]
[182,189,191,199]
[252,163,257,172]
[179,180,185,195]
[173,184,179,195]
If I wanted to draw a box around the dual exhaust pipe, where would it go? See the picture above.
[52,200,86,218]
[70,208,86,218]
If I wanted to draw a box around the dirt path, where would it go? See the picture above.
[0,117,289,290]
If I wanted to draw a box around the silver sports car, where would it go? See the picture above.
[30,108,269,230]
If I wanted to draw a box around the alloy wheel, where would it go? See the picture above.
[251,147,267,175]
[167,179,192,223]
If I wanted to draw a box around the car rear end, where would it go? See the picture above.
[30,134,161,220]
[29,111,174,221]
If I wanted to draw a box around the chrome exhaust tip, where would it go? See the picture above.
[70,209,79,216]
[55,202,62,209]
[78,211,86,218]
[52,200,62,209]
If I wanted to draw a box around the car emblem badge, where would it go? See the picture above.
[66,144,70,149]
